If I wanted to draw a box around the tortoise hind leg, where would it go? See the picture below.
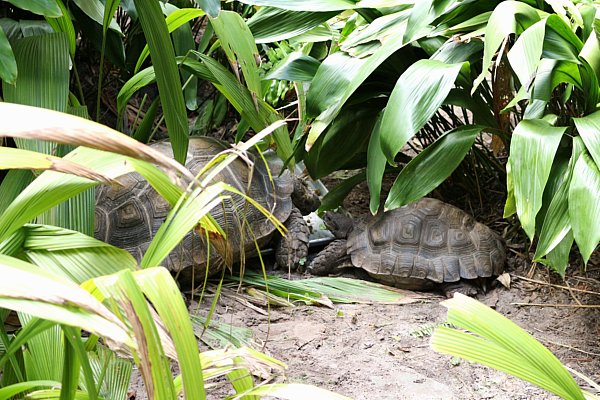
[275,207,310,271]
[308,239,351,276]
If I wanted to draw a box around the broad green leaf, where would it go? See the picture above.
[573,110,600,171]
[134,8,205,74]
[379,60,465,163]
[134,268,206,400]
[508,119,565,240]
[18,224,136,283]
[367,115,386,214]
[304,102,379,178]
[0,381,61,400]
[568,154,600,265]
[133,0,189,164]
[72,0,122,34]
[535,137,585,263]
[542,15,583,63]
[86,348,132,400]
[133,96,160,143]
[340,10,410,56]
[580,20,600,80]
[0,25,17,84]
[472,1,540,92]
[248,8,338,43]
[0,170,32,215]
[264,52,321,82]
[503,161,517,218]
[164,4,199,111]
[45,0,77,57]
[507,19,545,88]
[190,52,293,162]
[384,125,480,210]
[2,32,69,114]
[4,0,62,17]
[103,0,122,35]
[236,0,359,11]
[404,0,457,43]
[306,16,410,147]
[432,294,585,400]
[210,11,262,98]
[91,269,177,399]
[531,59,582,102]
[0,254,133,349]
[542,230,573,277]
[194,0,219,17]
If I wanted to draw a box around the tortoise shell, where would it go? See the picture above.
[95,137,293,281]
[346,198,505,289]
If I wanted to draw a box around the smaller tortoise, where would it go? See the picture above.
[308,198,505,290]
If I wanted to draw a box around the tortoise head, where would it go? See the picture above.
[322,211,354,239]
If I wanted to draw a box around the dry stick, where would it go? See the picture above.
[511,303,600,308]
[514,276,600,296]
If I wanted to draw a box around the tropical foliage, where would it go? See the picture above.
[1,0,599,398]
[238,0,600,276]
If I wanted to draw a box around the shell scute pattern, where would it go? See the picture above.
[347,198,505,286]
[95,137,295,279]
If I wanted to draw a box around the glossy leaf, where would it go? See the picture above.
[134,8,205,74]
[304,102,379,178]
[72,0,122,34]
[236,0,359,11]
[508,119,565,240]
[384,126,480,210]
[535,137,585,263]
[0,25,17,84]
[568,154,600,265]
[133,0,189,164]
[5,0,62,17]
[432,294,585,400]
[367,115,386,214]
[265,52,320,82]
[248,7,338,43]
[134,268,207,400]
[306,20,409,148]
[194,0,219,17]
[472,1,539,92]
[0,254,133,350]
[210,11,262,98]
[379,60,465,162]
[573,110,600,171]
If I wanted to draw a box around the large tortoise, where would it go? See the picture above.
[308,198,505,290]
[95,136,317,284]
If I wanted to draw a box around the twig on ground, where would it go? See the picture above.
[511,303,600,308]
[514,276,600,296]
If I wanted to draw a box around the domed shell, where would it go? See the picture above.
[95,137,294,280]
[346,198,505,289]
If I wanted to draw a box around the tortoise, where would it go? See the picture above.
[95,136,318,284]
[308,198,505,291]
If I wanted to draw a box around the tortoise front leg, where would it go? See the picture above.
[275,207,310,271]
[308,239,352,276]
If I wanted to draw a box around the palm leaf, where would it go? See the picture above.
[132,0,189,164]
[432,294,585,400]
